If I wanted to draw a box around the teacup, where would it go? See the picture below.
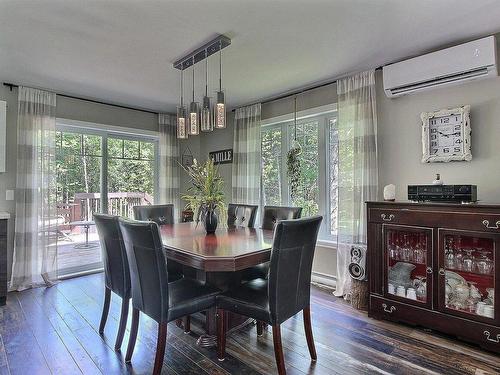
[388,283,395,294]
[396,286,406,297]
[476,301,486,316]
[483,305,495,319]
[406,288,417,300]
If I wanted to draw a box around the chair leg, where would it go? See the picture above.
[99,287,111,334]
[115,298,129,351]
[125,308,140,363]
[272,325,286,375]
[153,322,168,375]
[183,315,191,334]
[303,306,317,361]
[216,308,226,361]
[256,321,264,336]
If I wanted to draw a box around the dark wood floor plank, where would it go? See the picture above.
[15,292,83,374]
[4,273,500,375]
[1,297,51,375]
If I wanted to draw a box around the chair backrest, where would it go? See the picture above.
[268,216,322,325]
[227,204,258,228]
[119,218,169,323]
[262,206,303,230]
[133,204,174,226]
[93,213,131,299]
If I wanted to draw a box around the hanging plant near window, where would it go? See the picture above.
[287,96,302,199]
[287,140,301,198]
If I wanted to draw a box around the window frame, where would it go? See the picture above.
[260,104,338,241]
[56,119,160,209]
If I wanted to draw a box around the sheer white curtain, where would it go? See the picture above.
[335,70,378,298]
[11,87,58,291]
[232,103,262,205]
[158,113,180,220]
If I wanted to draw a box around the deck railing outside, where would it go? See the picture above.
[57,192,154,224]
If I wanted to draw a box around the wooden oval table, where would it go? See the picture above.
[160,222,274,346]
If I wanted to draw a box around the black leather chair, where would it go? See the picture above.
[217,216,322,375]
[93,213,131,351]
[133,204,183,282]
[118,218,220,375]
[227,203,258,228]
[133,204,175,225]
[262,205,303,231]
[243,206,303,281]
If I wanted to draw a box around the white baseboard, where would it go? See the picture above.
[311,271,337,288]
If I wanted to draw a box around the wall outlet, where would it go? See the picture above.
[5,190,14,201]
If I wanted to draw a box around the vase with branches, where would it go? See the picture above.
[181,158,227,234]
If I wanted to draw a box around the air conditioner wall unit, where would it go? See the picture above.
[383,36,498,97]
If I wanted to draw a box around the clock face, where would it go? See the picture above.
[429,114,463,157]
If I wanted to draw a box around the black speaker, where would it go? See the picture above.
[348,245,367,281]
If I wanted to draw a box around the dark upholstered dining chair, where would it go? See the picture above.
[118,218,220,375]
[216,216,322,375]
[133,204,183,282]
[133,204,175,226]
[93,213,131,351]
[227,203,258,228]
[242,205,303,282]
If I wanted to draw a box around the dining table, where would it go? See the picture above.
[160,222,274,346]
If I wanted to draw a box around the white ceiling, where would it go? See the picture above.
[1,0,500,112]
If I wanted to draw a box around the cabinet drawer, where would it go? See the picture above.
[370,295,418,322]
[368,208,428,226]
[368,208,500,233]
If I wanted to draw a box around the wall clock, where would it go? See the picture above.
[421,105,471,163]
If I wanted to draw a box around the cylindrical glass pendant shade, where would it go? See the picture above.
[188,101,200,135]
[176,106,188,139]
[201,96,213,132]
[214,90,226,129]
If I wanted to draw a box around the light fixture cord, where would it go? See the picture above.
[219,41,222,91]
[205,56,209,97]
[180,69,184,107]
[294,95,297,141]
[192,64,195,102]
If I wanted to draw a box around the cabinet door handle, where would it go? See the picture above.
[382,303,396,313]
[381,214,395,222]
[438,268,446,276]
[484,330,500,343]
[426,267,433,274]
[482,220,500,230]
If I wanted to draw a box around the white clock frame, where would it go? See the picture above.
[421,105,471,163]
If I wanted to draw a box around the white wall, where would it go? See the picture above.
[377,70,500,202]
[0,85,159,280]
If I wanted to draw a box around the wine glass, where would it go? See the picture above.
[476,250,493,275]
[462,249,474,272]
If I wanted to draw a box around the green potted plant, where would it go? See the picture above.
[181,158,227,234]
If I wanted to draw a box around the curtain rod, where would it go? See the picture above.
[2,82,159,115]
[232,66,382,112]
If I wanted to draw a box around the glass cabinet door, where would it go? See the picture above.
[439,230,498,324]
[383,225,433,307]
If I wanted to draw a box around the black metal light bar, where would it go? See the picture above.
[173,34,231,71]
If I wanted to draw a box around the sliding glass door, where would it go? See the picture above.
[55,124,158,276]
[107,136,157,218]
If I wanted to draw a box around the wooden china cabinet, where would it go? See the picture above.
[367,201,500,353]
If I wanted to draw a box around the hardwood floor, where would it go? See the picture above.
[1,273,499,375]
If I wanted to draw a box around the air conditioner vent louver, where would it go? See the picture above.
[389,67,490,95]
[383,36,498,97]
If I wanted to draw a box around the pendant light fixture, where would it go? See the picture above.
[188,65,200,135]
[173,35,230,137]
[176,69,188,139]
[214,41,226,129]
[200,57,213,132]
